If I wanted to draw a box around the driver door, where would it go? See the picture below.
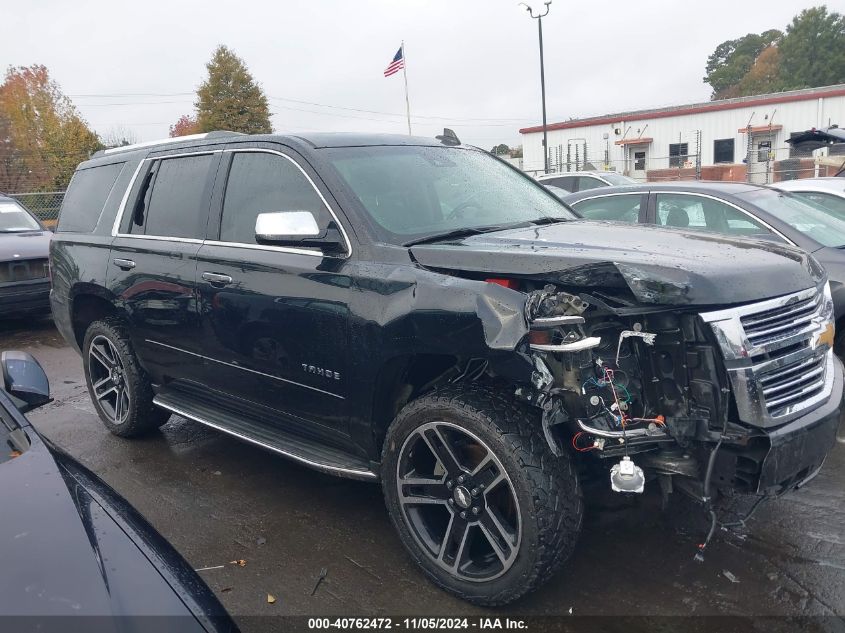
[195,146,352,441]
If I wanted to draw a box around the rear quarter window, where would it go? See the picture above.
[57,162,126,232]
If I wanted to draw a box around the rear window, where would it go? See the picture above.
[57,162,125,232]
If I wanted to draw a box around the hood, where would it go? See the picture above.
[0,427,234,630]
[409,220,825,307]
[0,230,51,261]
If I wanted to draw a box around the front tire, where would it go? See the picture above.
[381,385,583,605]
[82,318,170,437]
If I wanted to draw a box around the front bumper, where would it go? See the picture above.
[0,279,51,317]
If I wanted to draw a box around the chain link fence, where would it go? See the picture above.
[524,141,845,184]
[6,191,65,228]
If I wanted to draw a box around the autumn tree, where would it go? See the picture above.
[195,46,272,134]
[0,65,101,192]
[703,30,782,99]
[731,46,785,96]
[169,114,200,137]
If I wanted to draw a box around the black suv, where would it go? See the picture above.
[50,131,842,605]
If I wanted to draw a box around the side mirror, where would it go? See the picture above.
[255,211,344,253]
[2,351,51,412]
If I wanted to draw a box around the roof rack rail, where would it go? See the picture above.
[93,131,245,158]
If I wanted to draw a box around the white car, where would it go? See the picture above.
[772,177,845,217]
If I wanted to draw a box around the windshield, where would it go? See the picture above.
[736,188,845,248]
[601,173,637,186]
[324,145,576,244]
[0,201,41,232]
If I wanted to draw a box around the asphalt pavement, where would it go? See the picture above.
[4,317,845,631]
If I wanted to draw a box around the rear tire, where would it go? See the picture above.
[381,384,583,605]
[82,318,170,437]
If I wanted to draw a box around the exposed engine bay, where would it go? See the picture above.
[518,283,723,488]
[502,281,838,556]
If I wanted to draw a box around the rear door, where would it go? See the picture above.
[194,145,352,441]
[107,150,221,385]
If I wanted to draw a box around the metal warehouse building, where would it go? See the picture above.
[519,84,845,184]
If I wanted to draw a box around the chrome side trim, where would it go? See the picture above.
[202,240,322,257]
[145,339,345,400]
[152,397,377,480]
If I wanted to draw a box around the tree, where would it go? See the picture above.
[195,46,272,134]
[703,30,782,99]
[169,114,200,137]
[778,6,845,90]
[490,143,510,155]
[732,46,786,97]
[0,65,101,192]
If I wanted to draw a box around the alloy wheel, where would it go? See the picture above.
[396,421,522,582]
[88,334,131,425]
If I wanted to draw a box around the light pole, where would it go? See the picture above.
[520,1,552,174]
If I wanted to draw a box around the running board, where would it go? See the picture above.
[153,392,378,481]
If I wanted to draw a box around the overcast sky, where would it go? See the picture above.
[3,0,831,148]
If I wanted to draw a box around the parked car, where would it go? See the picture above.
[0,194,51,317]
[772,178,845,216]
[50,132,842,605]
[541,184,570,199]
[537,170,637,192]
[0,350,237,630]
[562,181,845,350]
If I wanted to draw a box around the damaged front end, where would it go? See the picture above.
[504,275,841,524]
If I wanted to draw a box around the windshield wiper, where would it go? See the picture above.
[403,224,513,247]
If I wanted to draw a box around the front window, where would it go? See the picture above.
[736,188,845,248]
[669,143,688,168]
[324,145,575,244]
[0,200,41,232]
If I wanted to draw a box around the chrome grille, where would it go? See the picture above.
[0,258,49,283]
[759,352,827,416]
[740,293,821,348]
[701,284,835,428]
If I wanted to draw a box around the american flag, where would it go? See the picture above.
[383,46,405,77]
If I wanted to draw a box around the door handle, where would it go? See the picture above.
[113,258,136,270]
[201,272,233,287]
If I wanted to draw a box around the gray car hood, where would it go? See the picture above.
[410,220,824,307]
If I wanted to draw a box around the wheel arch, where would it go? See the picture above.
[371,353,462,452]
[70,285,120,349]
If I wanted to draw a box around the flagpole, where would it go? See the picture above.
[401,41,412,135]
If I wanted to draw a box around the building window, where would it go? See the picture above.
[714,138,734,164]
[669,143,688,167]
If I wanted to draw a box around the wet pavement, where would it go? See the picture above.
[4,318,845,630]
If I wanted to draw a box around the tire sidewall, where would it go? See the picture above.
[382,398,548,603]
[82,319,162,436]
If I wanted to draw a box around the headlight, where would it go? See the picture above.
[815,281,836,351]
